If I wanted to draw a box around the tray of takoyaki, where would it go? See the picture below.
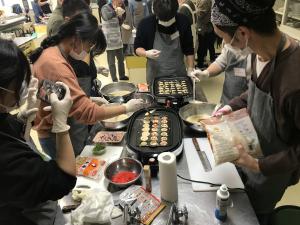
[126,107,183,156]
[153,76,193,98]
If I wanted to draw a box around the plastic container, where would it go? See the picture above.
[215,184,230,221]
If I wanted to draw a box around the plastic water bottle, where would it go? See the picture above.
[215,184,230,222]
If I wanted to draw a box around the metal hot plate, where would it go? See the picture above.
[126,107,183,158]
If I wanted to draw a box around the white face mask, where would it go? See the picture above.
[70,49,88,61]
[70,40,88,61]
[225,31,253,58]
[158,17,176,27]
[19,80,29,106]
[0,80,28,112]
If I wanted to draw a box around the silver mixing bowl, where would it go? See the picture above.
[100,82,137,101]
[130,93,155,108]
[104,158,143,188]
[179,102,217,132]
[100,103,133,130]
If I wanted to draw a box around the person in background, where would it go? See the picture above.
[178,0,197,53]
[97,0,107,22]
[30,13,143,159]
[134,0,194,85]
[102,0,129,81]
[36,0,52,14]
[211,1,300,224]
[32,0,46,23]
[47,0,91,37]
[146,0,153,15]
[190,45,251,105]
[129,0,148,29]
[195,0,216,68]
[122,0,134,56]
[0,39,76,225]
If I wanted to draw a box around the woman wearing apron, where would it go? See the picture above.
[101,0,129,81]
[190,45,251,105]
[134,0,194,85]
[211,1,300,225]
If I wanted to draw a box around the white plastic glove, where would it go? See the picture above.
[115,7,125,17]
[18,77,39,123]
[145,49,161,59]
[187,67,193,78]
[44,82,73,133]
[90,96,109,105]
[122,24,131,30]
[97,66,109,76]
[190,69,210,81]
[212,105,232,117]
[124,99,144,113]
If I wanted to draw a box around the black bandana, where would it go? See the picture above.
[211,0,275,26]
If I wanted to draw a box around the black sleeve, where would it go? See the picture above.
[178,9,192,25]
[0,141,76,208]
[178,14,194,56]
[134,18,148,53]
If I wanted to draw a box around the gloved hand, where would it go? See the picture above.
[97,66,109,76]
[18,77,39,123]
[45,82,73,133]
[90,96,109,105]
[187,67,194,78]
[190,69,210,81]
[124,99,144,113]
[145,49,161,59]
[212,105,232,117]
[115,7,125,17]
[122,24,131,30]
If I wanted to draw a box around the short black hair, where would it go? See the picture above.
[153,0,178,21]
[0,39,31,105]
[62,0,91,18]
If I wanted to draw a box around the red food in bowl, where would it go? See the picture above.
[111,171,138,183]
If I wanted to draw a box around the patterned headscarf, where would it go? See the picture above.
[211,0,275,27]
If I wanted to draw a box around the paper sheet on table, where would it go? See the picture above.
[184,138,244,191]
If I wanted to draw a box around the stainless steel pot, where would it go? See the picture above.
[179,102,217,132]
[100,82,137,102]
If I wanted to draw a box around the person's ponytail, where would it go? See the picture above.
[29,35,61,63]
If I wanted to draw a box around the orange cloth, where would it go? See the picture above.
[33,46,106,138]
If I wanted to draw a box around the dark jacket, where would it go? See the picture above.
[134,14,194,56]
[0,113,76,224]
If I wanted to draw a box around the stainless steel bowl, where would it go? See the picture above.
[100,104,133,130]
[104,157,143,188]
[101,82,137,102]
[179,102,217,132]
[130,93,155,108]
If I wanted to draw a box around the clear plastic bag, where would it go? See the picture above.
[71,189,114,225]
[202,108,262,165]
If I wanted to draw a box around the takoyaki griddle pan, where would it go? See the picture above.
[126,107,183,157]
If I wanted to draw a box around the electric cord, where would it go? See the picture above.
[177,174,246,192]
